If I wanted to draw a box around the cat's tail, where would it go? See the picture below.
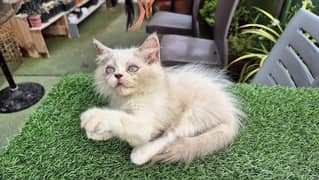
[151,123,237,163]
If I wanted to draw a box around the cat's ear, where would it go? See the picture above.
[93,39,112,55]
[138,33,160,64]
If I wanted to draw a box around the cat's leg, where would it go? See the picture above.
[81,107,152,145]
[129,114,201,164]
[81,107,174,165]
[130,131,177,165]
[130,110,212,165]
[151,107,240,163]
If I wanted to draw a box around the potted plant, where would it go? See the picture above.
[54,0,64,13]
[20,0,42,27]
[40,4,50,22]
[41,0,63,18]
[49,0,62,16]
[229,1,314,82]
[41,1,56,18]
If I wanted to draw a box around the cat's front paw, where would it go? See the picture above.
[85,131,113,141]
[80,108,113,141]
[130,146,152,165]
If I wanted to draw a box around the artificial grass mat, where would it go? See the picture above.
[1,74,319,179]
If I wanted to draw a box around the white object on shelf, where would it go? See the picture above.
[67,0,106,38]
[81,7,89,15]
[68,13,78,24]
[71,0,105,25]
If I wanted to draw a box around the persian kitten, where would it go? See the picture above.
[81,33,242,165]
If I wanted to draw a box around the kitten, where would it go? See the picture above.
[80,33,242,165]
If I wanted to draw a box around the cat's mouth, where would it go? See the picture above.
[116,82,128,88]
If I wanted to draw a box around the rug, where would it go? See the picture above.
[1,74,318,179]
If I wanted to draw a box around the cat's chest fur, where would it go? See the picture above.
[109,79,184,145]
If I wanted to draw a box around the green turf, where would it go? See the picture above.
[0,74,318,179]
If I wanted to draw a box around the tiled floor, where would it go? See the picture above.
[0,4,148,152]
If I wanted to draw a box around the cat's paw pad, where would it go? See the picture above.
[130,147,150,165]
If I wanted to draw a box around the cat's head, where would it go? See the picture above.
[93,33,164,98]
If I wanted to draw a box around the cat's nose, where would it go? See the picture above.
[114,74,123,79]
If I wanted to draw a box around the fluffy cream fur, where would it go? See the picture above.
[81,33,243,165]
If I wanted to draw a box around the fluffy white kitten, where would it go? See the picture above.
[80,33,242,165]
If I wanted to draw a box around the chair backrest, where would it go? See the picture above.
[192,0,201,37]
[252,9,319,87]
[214,0,239,66]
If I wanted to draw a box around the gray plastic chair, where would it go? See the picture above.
[252,9,319,88]
[159,0,239,67]
[146,0,201,37]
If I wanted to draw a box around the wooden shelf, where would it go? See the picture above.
[30,8,74,31]
[30,12,65,31]
[11,0,107,57]
[71,0,104,25]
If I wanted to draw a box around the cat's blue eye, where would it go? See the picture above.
[105,66,115,74]
[127,65,139,73]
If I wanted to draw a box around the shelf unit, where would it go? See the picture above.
[68,0,106,38]
[73,0,105,24]
[12,9,72,58]
[11,0,107,58]
[30,8,75,31]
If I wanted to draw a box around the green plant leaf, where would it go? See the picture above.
[260,43,269,52]
[239,63,260,82]
[239,63,249,82]
[253,7,276,22]
[241,29,277,43]
[251,48,268,54]
[229,53,266,67]
[253,7,283,32]
[259,55,268,67]
[240,24,281,38]
[229,54,258,66]
[243,68,260,82]
[246,63,261,72]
